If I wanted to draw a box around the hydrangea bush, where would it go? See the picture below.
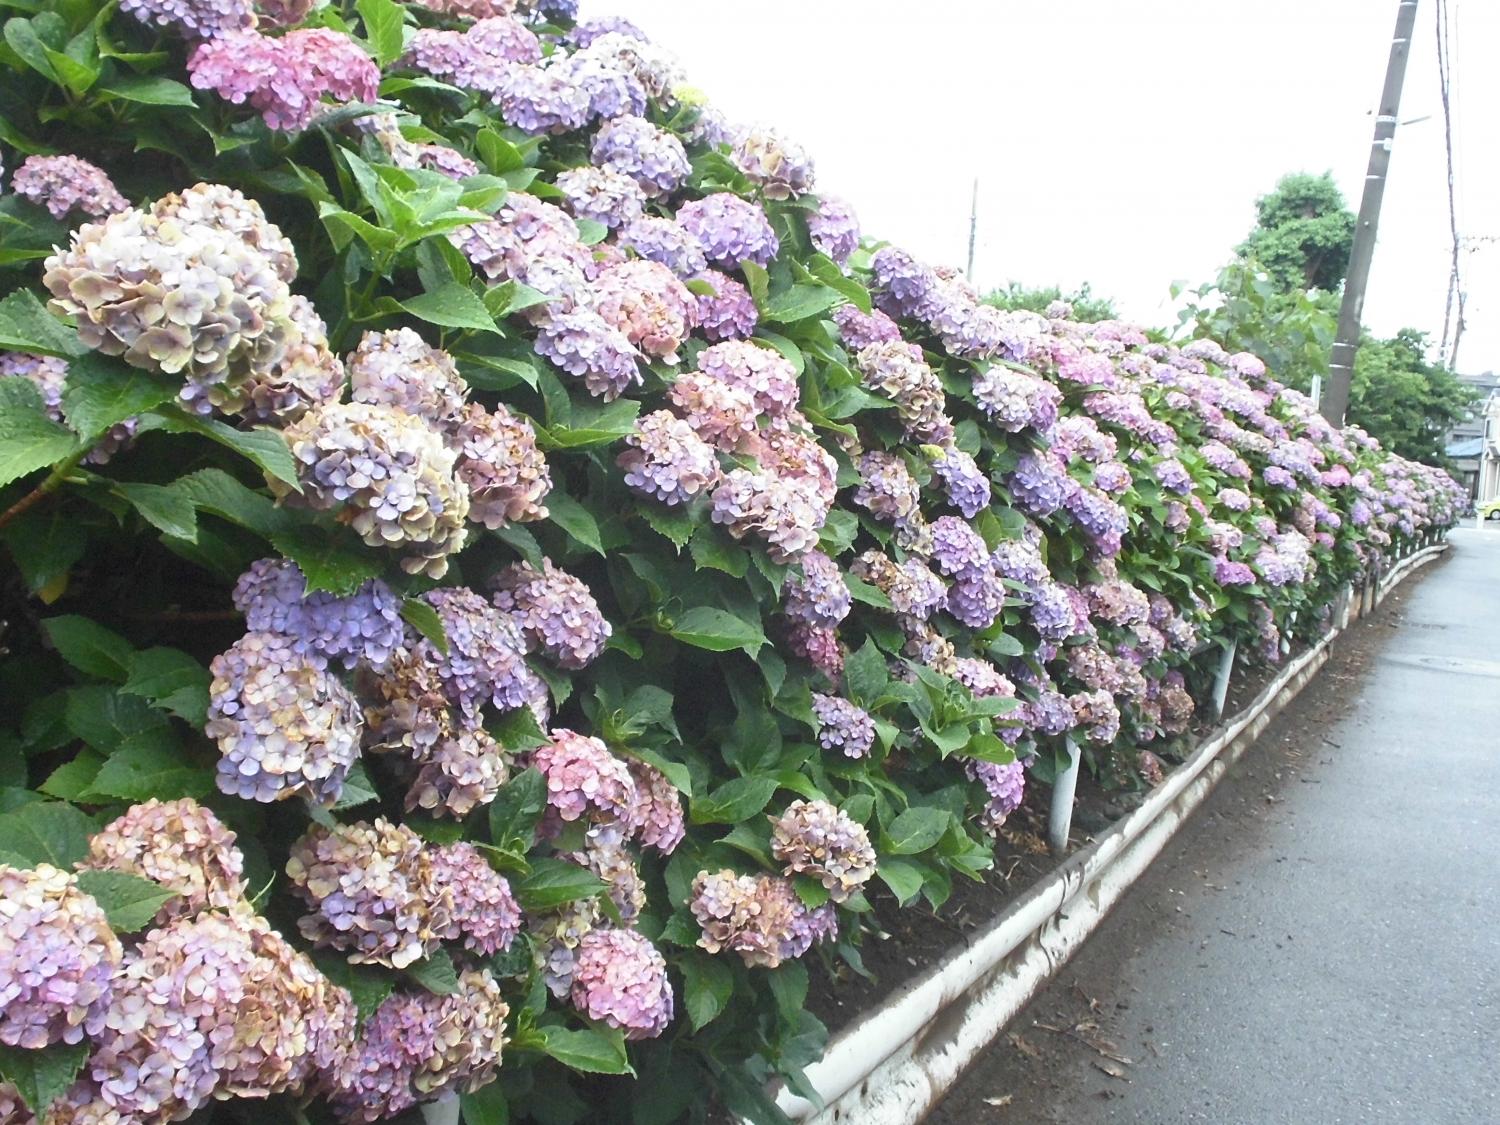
[0,2,1462,1123]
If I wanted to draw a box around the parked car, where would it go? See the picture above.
[1480,496,1500,520]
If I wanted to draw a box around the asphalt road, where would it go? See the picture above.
[927,527,1500,1125]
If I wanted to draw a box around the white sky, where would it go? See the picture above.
[612,0,1500,374]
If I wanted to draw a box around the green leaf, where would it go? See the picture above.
[681,953,733,1031]
[402,283,501,335]
[401,598,449,655]
[271,527,383,596]
[0,507,86,594]
[0,378,80,489]
[406,948,460,994]
[115,482,198,542]
[39,750,103,800]
[765,283,841,325]
[546,492,604,555]
[483,281,553,320]
[884,807,950,855]
[0,1042,89,1116]
[691,774,778,825]
[0,289,83,358]
[639,504,696,550]
[876,857,924,904]
[844,575,892,610]
[487,766,546,847]
[332,760,379,810]
[741,260,769,308]
[150,407,298,489]
[0,801,94,867]
[688,527,747,577]
[63,686,169,753]
[85,737,212,802]
[356,0,406,65]
[515,857,607,912]
[668,606,766,656]
[3,18,59,84]
[42,615,132,681]
[766,959,809,1023]
[120,647,210,727]
[461,1083,510,1125]
[173,468,290,538]
[314,954,394,1028]
[542,397,640,448]
[97,74,195,106]
[61,354,175,441]
[574,218,608,246]
[73,870,177,932]
[534,1024,630,1076]
[844,640,888,707]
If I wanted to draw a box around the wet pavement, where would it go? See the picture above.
[927,527,1500,1125]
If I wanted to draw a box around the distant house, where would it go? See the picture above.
[1445,371,1500,505]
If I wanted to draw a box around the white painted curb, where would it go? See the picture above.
[768,540,1449,1125]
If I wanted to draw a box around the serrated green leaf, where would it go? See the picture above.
[85,736,212,802]
[681,953,733,1031]
[487,766,546,848]
[574,218,608,246]
[0,379,80,489]
[688,527,747,577]
[73,870,177,932]
[461,1083,510,1125]
[515,857,606,911]
[638,503,697,550]
[149,407,299,489]
[97,74,195,106]
[332,760,379,810]
[63,685,169,753]
[876,857,924,904]
[668,606,766,656]
[0,289,84,358]
[541,397,640,448]
[43,615,133,681]
[119,648,210,727]
[271,527,384,596]
[0,507,86,594]
[0,801,94,867]
[0,1042,89,1116]
[764,282,841,325]
[39,750,103,800]
[115,482,198,542]
[61,353,175,441]
[533,1024,630,1075]
[844,640,888,707]
[406,947,460,994]
[883,807,950,855]
[546,491,604,555]
[356,0,405,65]
[766,959,809,1023]
[691,774,778,825]
[402,282,501,334]
[173,468,290,538]
[400,598,449,655]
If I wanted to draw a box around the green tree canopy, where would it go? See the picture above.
[985,282,1118,323]
[1349,329,1479,465]
[1235,172,1355,294]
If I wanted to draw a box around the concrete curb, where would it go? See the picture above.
[771,540,1450,1125]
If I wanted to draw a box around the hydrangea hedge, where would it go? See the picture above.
[0,1,1463,1123]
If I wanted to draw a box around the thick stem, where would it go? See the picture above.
[0,448,89,532]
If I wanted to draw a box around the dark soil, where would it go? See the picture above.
[921,560,1441,1124]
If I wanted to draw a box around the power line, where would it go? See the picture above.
[1436,0,1466,369]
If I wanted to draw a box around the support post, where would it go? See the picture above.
[1212,639,1237,720]
[1321,0,1420,424]
[1048,745,1080,856]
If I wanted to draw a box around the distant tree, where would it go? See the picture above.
[1348,329,1479,465]
[1235,172,1355,294]
[985,282,1117,323]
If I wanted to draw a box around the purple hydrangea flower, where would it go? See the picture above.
[531,729,635,834]
[619,409,721,505]
[497,57,592,134]
[931,446,991,518]
[1008,452,1070,517]
[569,928,674,1039]
[626,760,685,854]
[689,871,837,969]
[534,307,641,400]
[771,799,876,902]
[427,843,522,956]
[696,339,799,418]
[730,126,815,199]
[967,760,1025,832]
[208,632,363,805]
[492,558,611,670]
[832,303,902,351]
[783,549,853,628]
[453,401,553,529]
[1154,458,1193,494]
[853,451,920,523]
[588,259,696,362]
[677,193,779,269]
[869,246,936,319]
[121,0,253,41]
[973,368,1060,432]
[12,155,128,219]
[189,29,379,132]
[591,115,691,199]
[555,166,647,230]
[618,216,707,277]
[929,515,991,578]
[691,269,759,340]
[806,194,860,264]
[811,692,875,758]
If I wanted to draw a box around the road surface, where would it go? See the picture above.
[927,527,1500,1125]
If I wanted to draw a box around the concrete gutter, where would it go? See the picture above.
[770,541,1449,1125]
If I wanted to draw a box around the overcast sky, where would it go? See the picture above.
[612,0,1499,375]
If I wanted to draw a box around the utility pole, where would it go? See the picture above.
[965,177,978,282]
[1321,0,1421,425]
